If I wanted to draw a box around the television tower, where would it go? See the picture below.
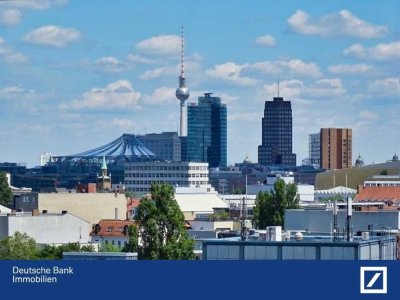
[175,26,190,137]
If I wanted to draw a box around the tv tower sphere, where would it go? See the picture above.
[176,77,190,102]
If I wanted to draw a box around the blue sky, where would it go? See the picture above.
[0,0,399,167]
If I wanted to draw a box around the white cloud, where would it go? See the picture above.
[0,9,22,26]
[309,78,346,97]
[0,86,36,100]
[23,25,81,47]
[344,42,400,60]
[126,54,155,64]
[247,59,321,78]
[135,35,180,56]
[280,59,321,78]
[140,66,176,80]
[327,63,372,74]
[140,61,201,80]
[288,9,388,38]
[94,56,131,73]
[261,78,346,100]
[110,119,136,129]
[368,77,400,96]
[206,62,259,86]
[0,36,28,63]
[143,86,177,105]
[0,0,68,10]
[60,80,141,110]
[359,110,378,121]
[255,34,276,47]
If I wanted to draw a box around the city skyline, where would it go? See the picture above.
[0,0,399,167]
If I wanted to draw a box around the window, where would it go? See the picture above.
[106,227,113,232]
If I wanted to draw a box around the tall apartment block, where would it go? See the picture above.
[187,93,227,168]
[320,128,352,169]
[258,96,296,167]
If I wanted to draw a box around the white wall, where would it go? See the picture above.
[298,185,315,202]
[2,213,90,244]
[39,193,127,225]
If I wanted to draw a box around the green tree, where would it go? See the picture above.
[0,232,38,260]
[134,183,194,260]
[0,172,12,208]
[122,225,138,253]
[252,179,300,228]
[100,242,121,252]
[38,243,94,259]
[380,169,388,175]
[208,211,229,221]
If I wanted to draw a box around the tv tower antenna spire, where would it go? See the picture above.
[175,25,190,137]
[180,25,184,77]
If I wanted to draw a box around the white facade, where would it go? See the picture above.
[90,235,129,249]
[40,152,53,166]
[124,161,209,195]
[0,212,90,244]
[297,184,315,202]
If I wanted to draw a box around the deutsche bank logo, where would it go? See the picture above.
[360,267,387,294]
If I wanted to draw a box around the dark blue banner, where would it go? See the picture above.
[0,261,398,299]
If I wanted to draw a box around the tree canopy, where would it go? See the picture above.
[252,179,299,229]
[133,183,194,260]
[0,172,12,208]
[0,232,37,260]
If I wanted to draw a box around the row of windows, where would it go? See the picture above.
[125,165,208,171]
[104,240,127,247]
[125,180,208,186]
[125,173,208,178]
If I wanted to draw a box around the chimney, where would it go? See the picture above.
[32,209,39,216]
[115,207,118,220]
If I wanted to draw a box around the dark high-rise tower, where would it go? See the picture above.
[187,93,227,168]
[258,96,296,167]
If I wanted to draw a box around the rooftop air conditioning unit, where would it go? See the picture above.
[266,226,282,241]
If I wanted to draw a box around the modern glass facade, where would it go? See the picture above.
[187,93,227,168]
[258,97,296,167]
[137,132,181,162]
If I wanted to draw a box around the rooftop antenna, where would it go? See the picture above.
[277,77,280,97]
[180,25,184,77]
[175,25,190,137]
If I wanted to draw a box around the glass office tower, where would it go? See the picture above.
[187,93,227,168]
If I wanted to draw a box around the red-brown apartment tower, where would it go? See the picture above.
[320,128,352,170]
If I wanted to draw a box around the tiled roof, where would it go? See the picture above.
[127,198,140,211]
[90,219,135,237]
[355,186,400,203]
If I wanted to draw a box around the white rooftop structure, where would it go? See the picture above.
[0,204,11,214]
[314,186,357,199]
[174,189,228,221]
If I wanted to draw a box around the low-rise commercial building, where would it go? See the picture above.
[124,161,209,196]
[202,237,397,260]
